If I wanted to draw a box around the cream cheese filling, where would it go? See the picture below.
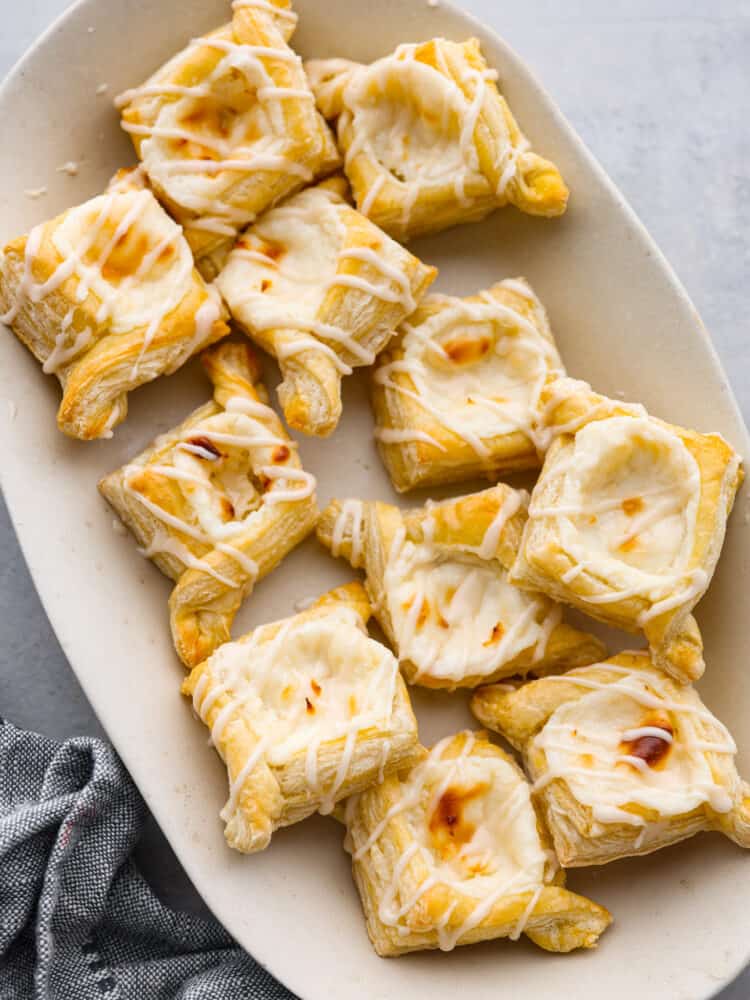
[388,287,562,451]
[384,532,556,682]
[532,416,703,614]
[193,606,400,815]
[348,733,548,950]
[346,57,480,190]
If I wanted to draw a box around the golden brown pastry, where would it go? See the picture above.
[0,171,228,440]
[510,377,743,683]
[342,729,612,955]
[471,652,750,867]
[117,0,340,277]
[305,38,568,240]
[372,277,564,492]
[99,341,317,667]
[215,176,437,436]
[181,581,419,853]
[317,485,604,689]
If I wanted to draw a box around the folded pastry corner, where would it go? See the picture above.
[117,0,340,277]
[510,377,743,683]
[216,176,437,436]
[371,277,565,492]
[181,581,419,853]
[0,176,229,440]
[317,484,605,689]
[342,729,611,956]
[99,340,318,667]
[306,37,568,240]
[471,651,750,867]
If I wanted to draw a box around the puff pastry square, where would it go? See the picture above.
[181,582,419,853]
[0,173,228,440]
[510,378,743,683]
[117,0,340,277]
[372,277,564,492]
[306,38,568,241]
[216,176,437,436]
[471,652,750,867]
[343,729,611,955]
[317,484,604,689]
[99,341,318,667]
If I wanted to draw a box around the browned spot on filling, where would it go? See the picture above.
[100,230,153,281]
[619,712,673,770]
[622,496,644,517]
[437,612,449,629]
[442,335,491,365]
[348,694,358,716]
[428,783,489,861]
[588,515,598,525]
[310,679,322,696]
[173,137,220,161]
[281,684,294,702]
[220,497,235,520]
[261,279,272,292]
[618,535,638,553]
[187,435,222,459]
[305,697,315,715]
[578,753,595,768]
[272,445,290,463]
[258,474,272,492]
[401,595,429,624]
[483,622,505,646]
[258,241,285,262]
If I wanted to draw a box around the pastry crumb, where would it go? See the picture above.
[56,161,80,176]
[24,187,48,200]
[95,83,109,96]
[7,400,17,421]
[427,0,440,6]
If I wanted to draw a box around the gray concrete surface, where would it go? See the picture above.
[1,1,749,994]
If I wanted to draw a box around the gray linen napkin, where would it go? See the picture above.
[0,718,296,999]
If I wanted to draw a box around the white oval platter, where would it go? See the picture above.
[0,1,748,998]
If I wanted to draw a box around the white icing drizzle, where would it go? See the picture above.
[359,173,386,217]
[531,663,738,826]
[374,281,562,462]
[330,499,366,568]
[256,465,316,504]
[347,732,549,949]
[192,606,400,821]
[374,425,445,451]
[476,488,528,560]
